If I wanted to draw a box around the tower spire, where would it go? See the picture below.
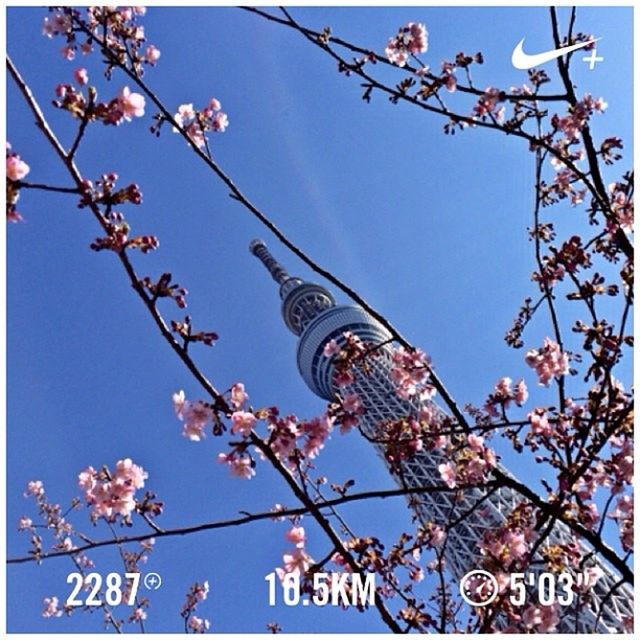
[249,239,336,335]
[249,239,290,285]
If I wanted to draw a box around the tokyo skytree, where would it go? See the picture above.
[249,239,632,633]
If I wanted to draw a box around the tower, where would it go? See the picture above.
[250,239,632,633]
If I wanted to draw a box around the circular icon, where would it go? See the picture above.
[459,570,499,607]
[143,572,163,590]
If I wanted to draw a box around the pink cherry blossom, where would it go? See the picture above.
[230,382,249,408]
[188,616,210,632]
[18,516,33,530]
[145,44,161,65]
[78,459,148,520]
[342,392,362,414]
[301,413,334,459]
[279,547,312,577]
[42,596,63,618]
[217,452,255,479]
[172,391,212,441]
[42,13,71,38]
[438,462,457,488]
[390,346,435,400]
[6,154,30,181]
[522,603,559,632]
[74,67,89,86]
[334,369,355,387]
[528,409,553,437]
[323,339,341,357]
[212,112,229,132]
[131,608,147,622]
[117,86,145,121]
[285,526,306,548]
[230,410,257,437]
[24,480,45,498]
[514,379,528,405]
[525,337,570,386]
[385,22,428,67]
[186,122,206,148]
[174,103,195,129]
[467,434,485,452]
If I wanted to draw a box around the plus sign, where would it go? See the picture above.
[147,575,158,585]
[582,48,604,70]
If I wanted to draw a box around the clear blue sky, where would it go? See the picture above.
[6,5,633,633]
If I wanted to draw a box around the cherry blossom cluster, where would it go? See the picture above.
[171,100,229,149]
[78,458,149,522]
[79,173,143,209]
[479,503,535,571]
[607,178,633,233]
[21,480,90,567]
[390,346,436,401]
[276,525,313,580]
[483,376,528,417]
[471,87,505,123]
[6,142,31,222]
[525,337,570,386]
[173,389,220,441]
[610,493,633,552]
[327,391,365,434]
[173,386,338,477]
[438,433,497,489]
[384,22,428,67]
[180,581,211,633]
[431,52,483,98]
[53,78,146,126]
[43,7,161,77]
[375,418,424,472]
[323,331,375,387]
[533,235,592,289]
[551,94,607,143]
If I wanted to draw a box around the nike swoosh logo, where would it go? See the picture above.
[511,37,600,69]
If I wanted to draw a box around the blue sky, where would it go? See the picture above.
[6,5,633,634]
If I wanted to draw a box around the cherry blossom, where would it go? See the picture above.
[323,339,341,356]
[301,413,334,459]
[172,98,229,148]
[24,480,45,498]
[42,596,63,618]
[522,602,560,632]
[285,526,306,548]
[390,346,435,400]
[230,382,249,408]
[484,376,528,415]
[145,44,161,65]
[118,86,145,120]
[42,13,71,38]
[172,390,213,441]
[78,458,148,521]
[525,337,570,386]
[528,408,553,437]
[188,616,210,633]
[385,22,428,67]
[277,547,312,578]
[74,67,88,85]
[438,462,457,488]
[6,152,30,182]
[230,410,257,437]
[217,452,255,479]
[610,494,633,552]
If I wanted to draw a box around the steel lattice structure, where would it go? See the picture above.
[250,239,633,633]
